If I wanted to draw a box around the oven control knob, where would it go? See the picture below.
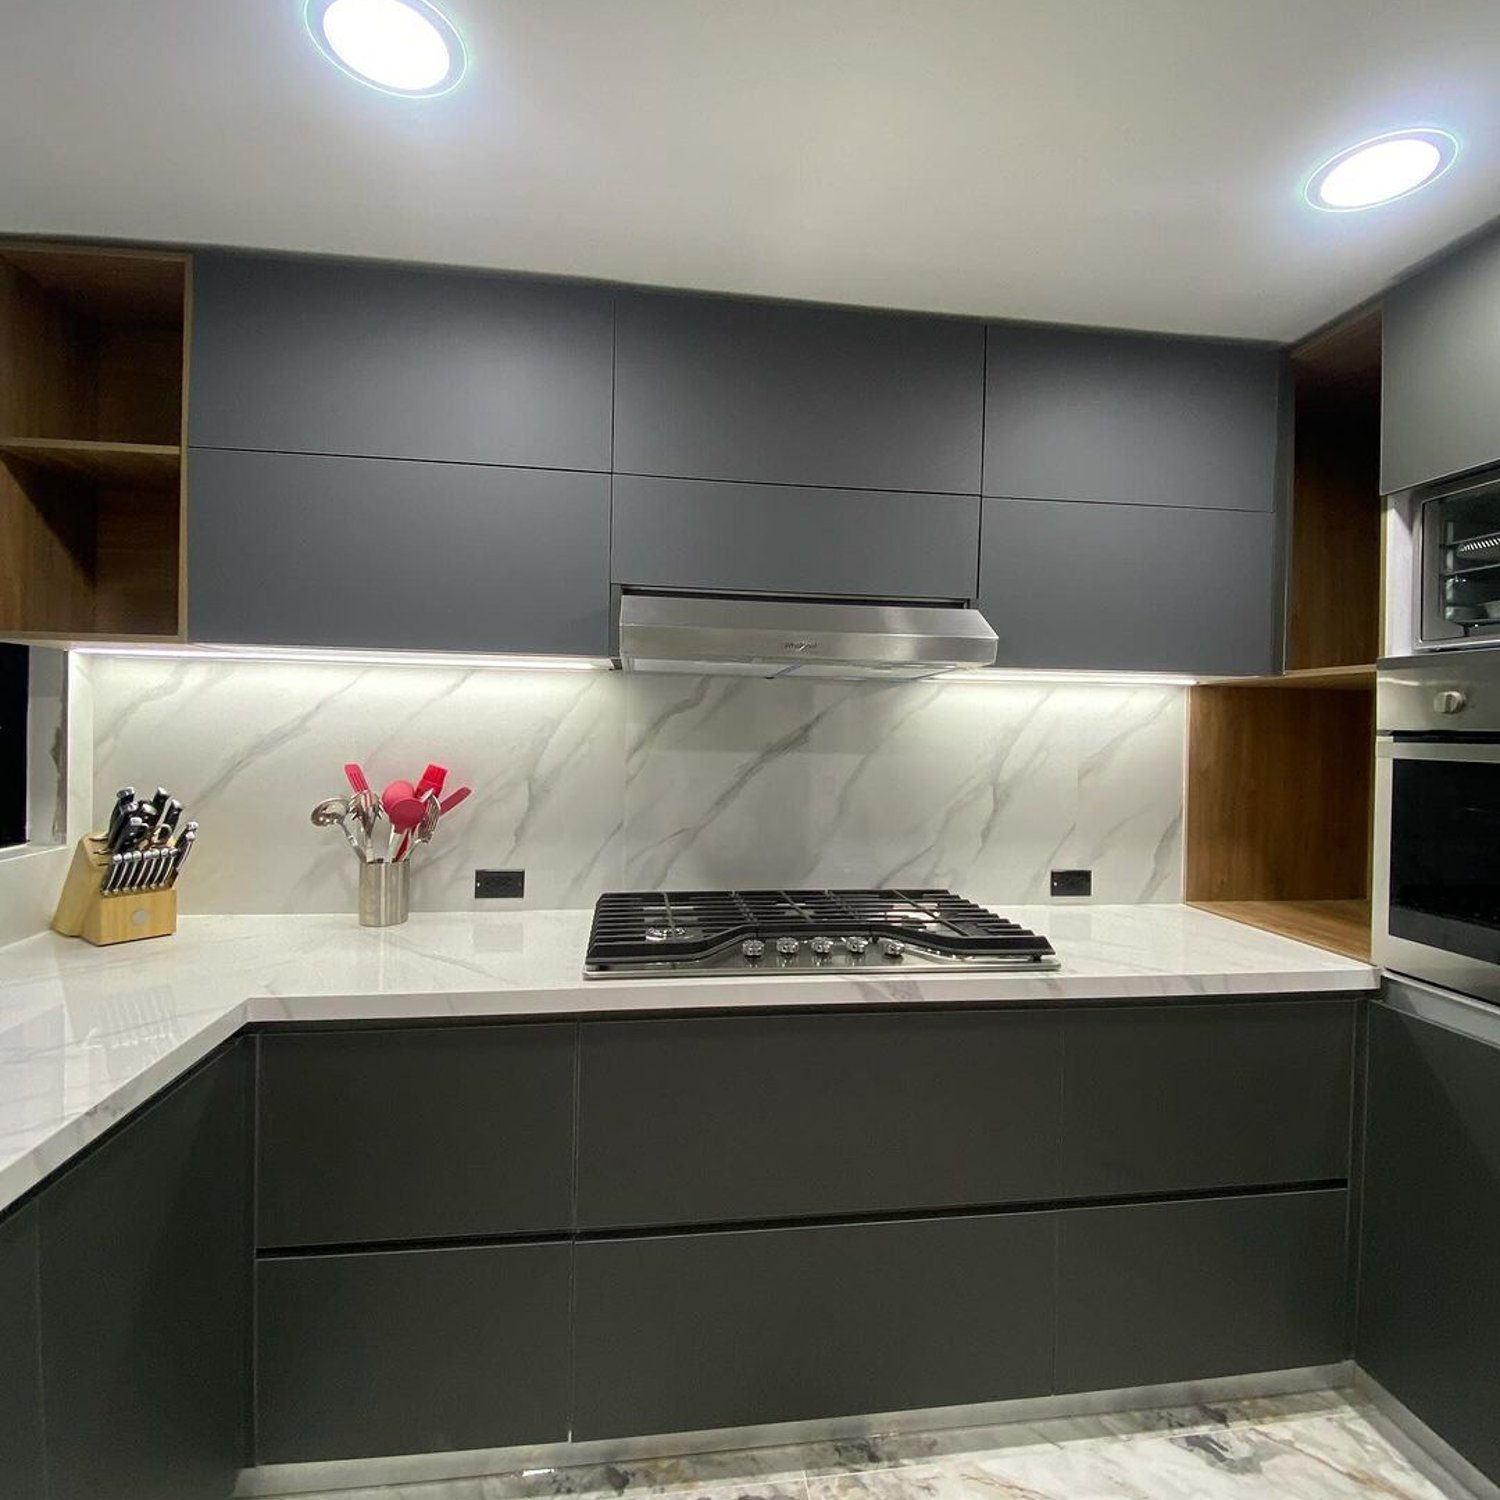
[741,939,765,962]
[1434,689,1468,715]
[776,936,801,957]
[880,939,906,960]
[843,935,869,956]
[809,936,834,959]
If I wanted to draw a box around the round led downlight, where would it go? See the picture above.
[1305,128,1458,211]
[305,0,467,97]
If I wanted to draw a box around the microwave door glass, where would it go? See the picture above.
[1438,492,1500,633]
[1389,758,1500,964]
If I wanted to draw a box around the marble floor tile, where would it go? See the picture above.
[274,1393,1467,1500]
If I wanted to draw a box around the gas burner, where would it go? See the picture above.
[584,888,1059,979]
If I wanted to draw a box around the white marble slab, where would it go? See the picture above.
[0,903,1374,1217]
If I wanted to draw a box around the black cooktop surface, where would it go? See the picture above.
[585,888,1058,977]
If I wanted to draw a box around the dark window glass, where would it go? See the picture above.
[0,645,26,848]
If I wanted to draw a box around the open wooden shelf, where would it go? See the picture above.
[0,437,180,485]
[1190,898,1373,962]
[0,242,187,639]
[1202,663,1376,690]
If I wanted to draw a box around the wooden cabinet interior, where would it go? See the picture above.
[1185,307,1381,961]
[0,243,187,638]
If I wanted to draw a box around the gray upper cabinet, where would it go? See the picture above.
[613,291,984,493]
[612,475,980,600]
[188,253,614,470]
[1382,226,1500,494]
[983,325,1282,510]
[979,497,1276,674]
[188,448,610,654]
[257,1024,576,1248]
[0,1205,44,1500]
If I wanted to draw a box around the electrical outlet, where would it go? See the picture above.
[1050,868,1092,898]
[475,869,525,899]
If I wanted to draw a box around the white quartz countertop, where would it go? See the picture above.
[0,903,1375,1217]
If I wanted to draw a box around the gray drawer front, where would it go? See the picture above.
[573,1212,1054,1439]
[0,1205,43,1500]
[613,291,984,493]
[983,324,1280,510]
[577,1011,1062,1230]
[979,497,1276,674]
[189,253,614,470]
[257,1024,574,1248]
[612,474,980,600]
[188,449,610,654]
[1061,1000,1356,1197]
[1056,1189,1349,1392]
[1382,228,1500,494]
[256,1241,570,1463]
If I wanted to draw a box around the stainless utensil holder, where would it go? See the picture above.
[359,860,410,927]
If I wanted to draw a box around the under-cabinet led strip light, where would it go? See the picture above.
[68,643,613,672]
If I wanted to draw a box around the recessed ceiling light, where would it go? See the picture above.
[1305,128,1458,212]
[304,0,467,97]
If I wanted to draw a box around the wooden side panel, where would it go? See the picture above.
[1185,684,1372,902]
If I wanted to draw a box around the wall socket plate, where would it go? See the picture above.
[475,869,525,899]
[1050,869,1092,898]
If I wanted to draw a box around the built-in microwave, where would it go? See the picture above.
[1375,651,1500,1003]
[1419,471,1500,647]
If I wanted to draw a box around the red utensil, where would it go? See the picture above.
[414,763,448,801]
[438,786,471,815]
[381,780,426,831]
[344,762,371,796]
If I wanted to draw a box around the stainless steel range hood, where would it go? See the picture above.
[617,594,998,678]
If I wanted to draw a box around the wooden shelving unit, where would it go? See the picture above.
[0,242,188,639]
[1186,307,1382,963]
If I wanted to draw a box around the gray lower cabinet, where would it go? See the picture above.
[1061,1000,1356,1197]
[257,1023,575,1248]
[188,253,614,471]
[0,1204,43,1499]
[187,449,610,654]
[572,1212,1055,1439]
[613,290,984,494]
[611,474,980,601]
[982,323,1282,511]
[1358,996,1500,1485]
[1055,1189,1350,1393]
[576,1011,1062,1229]
[1381,224,1500,494]
[979,496,1276,674]
[256,1241,571,1463]
[38,1046,250,1500]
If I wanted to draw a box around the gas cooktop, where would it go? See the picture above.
[584,888,1060,978]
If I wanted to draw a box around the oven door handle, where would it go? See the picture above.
[1377,738,1500,763]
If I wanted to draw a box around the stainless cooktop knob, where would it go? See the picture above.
[741,939,766,962]
[809,936,835,959]
[843,935,869,956]
[1435,689,1468,715]
[880,938,906,960]
[776,936,801,957]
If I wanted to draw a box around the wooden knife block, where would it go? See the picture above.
[51,837,178,946]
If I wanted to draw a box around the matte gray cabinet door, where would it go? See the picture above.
[573,1212,1055,1439]
[576,1011,1062,1229]
[256,1241,570,1463]
[1061,999,1357,1197]
[612,474,980,600]
[0,1205,44,1500]
[1382,227,1500,494]
[1358,1000,1500,1485]
[983,324,1282,510]
[613,291,984,493]
[257,1024,575,1247]
[189,253,614,470]
[1055,1189,1349,1393]
[979,497,1276,674]
[38,1046,250,1500]
[188,449,610,654]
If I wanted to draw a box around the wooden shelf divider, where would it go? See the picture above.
[0,437,181,485]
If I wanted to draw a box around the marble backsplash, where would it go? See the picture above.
[85,657,1186,914]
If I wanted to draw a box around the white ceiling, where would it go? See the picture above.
[3,0,1500,341]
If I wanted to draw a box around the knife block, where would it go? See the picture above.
[51,837,178,946]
